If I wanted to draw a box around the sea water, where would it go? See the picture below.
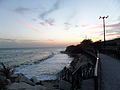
[0,47,72,80]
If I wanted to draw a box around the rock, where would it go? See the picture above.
[65,45,83,54]
[31,76,39,84]
[10,74,18,78]
[0,71,4,76]
[0,75,6,84]
[65,45,76,53]
[15,73,35,85]
[5,79,11,84]
[10,74,19,82]
[6,82,46,90]
[36,81,42,85]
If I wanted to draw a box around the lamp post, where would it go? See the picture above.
[99,16,109,48]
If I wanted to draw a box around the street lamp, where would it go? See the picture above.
[99,16,109,48]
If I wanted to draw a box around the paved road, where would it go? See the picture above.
[100,54,120,90]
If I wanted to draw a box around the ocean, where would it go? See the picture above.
[0,47,72,80]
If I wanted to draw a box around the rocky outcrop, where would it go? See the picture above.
[0,75,7,84]
[0,63,48,90]
[6,82,46,90]
[0,73,47,90]
[31,76,39,84]
[13,73,35,85]
[64,39,96,54]
[65,45,83,54]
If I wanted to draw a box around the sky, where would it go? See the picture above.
[0,0,120,48]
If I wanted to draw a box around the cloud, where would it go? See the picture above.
[16,19,41,32]
[0,38,19,48]
[0,38,53,43]
[39,0,61,20]
[106,16,120,37]
[0,38,16,42]
[40,22,46,26]
[86,22,120,30]
[81,24,91,27]
[64,22,71,30]
[46,39,54,42]
[107,22,120,34]
[15,7,31,14]
[106,29,120,34]
[106,23,120,28]
[106,33,120,36]
[99,22,120,37]
[118,16,120,21]
[39,0,61,25]
[45,18,55,25]
[40,21,55,26]
[39,18,55,26]
[48,23,55,26]
[64,22,71,25]
[75,25,79,27]
[0,38,61,48]
[32,18,37,21]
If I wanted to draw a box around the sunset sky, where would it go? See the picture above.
[0,0,120,47]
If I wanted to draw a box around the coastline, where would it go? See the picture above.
[0,39,99,90]
[59,39,98,90]
[0,49,71,90]
[0,63,60,90]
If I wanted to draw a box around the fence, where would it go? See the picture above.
[60,50,101,90]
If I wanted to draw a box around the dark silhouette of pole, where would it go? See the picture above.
[99,16,109,48]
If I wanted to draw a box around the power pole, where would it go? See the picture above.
[99,16,109,48]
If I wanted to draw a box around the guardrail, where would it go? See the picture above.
[94,52,101,90]
[60,50,101,90]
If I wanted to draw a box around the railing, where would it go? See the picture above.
[94,52,101,90]
[60,50,101,90]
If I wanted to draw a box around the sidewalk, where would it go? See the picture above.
[100,54,120,90]
[80,79,95,90]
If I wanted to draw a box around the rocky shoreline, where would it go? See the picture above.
[0,39,98,90]
[59,39,98,90]
[0,63,59,90]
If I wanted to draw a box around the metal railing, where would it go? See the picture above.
[60,50,101,90]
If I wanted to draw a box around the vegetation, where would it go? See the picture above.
[64,38,120,59]
[0,63,14,89]
[0,63,14,79]
[65,39,96,54]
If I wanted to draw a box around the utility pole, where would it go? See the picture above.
[99,16,109,48]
